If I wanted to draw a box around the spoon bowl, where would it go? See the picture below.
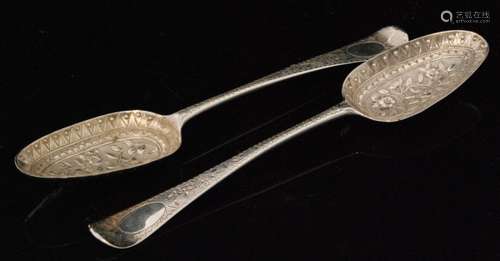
[15,111,182,178]
[343,30,488,122]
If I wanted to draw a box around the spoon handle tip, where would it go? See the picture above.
[90,101,356,248]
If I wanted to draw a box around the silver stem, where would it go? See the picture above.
[175,26,406,125]
[89,101,356,249]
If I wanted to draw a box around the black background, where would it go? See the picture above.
[1,0,499,260]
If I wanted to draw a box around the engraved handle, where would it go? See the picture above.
[175,26,407,124]
[89,101,356,248]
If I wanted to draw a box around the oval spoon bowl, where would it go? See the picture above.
[15,111,181,178]
[343,30,488,122]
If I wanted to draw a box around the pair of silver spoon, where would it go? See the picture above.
[15,28,488,249]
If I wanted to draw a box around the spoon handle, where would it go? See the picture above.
[175,26,406,124]
[89,101,356,248]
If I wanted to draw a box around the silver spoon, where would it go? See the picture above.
[15,26,408,178]
[88,30,488,248]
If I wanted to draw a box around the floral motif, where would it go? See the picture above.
[420,62,442,79]
[366,57,463,119]
[371,93,397,109]
[45,138,162,176]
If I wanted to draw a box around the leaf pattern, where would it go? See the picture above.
[369,59,460,116]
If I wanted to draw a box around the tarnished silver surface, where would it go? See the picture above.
[16,26,408,178]
[89,30,488,249]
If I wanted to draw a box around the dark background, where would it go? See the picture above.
[1,0,499,260]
